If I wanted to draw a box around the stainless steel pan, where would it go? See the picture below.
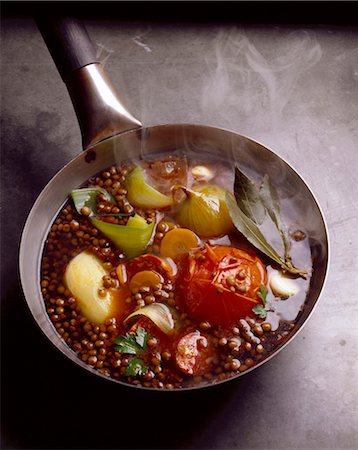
[19,18,329,390]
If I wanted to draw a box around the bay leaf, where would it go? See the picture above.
[226,192,306,276]
[259,174,291,257]
[234,165,266,225]
[226,193,283,263]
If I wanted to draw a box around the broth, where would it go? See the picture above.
[40,156,312,389]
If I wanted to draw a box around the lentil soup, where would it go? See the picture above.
[40,156,312,389]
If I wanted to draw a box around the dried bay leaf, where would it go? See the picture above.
[234,166,266,225]
[226,171,307,276]
[259,174,291,258]
[226,193,283,263]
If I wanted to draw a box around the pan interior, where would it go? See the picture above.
[19,123,329,389]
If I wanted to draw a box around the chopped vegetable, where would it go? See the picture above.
[64,251,114,324]
[129,270,164,292]
[114,326,149,354]
[269,270,299,298]
[91,214,155,259]
[124,303,176,335]
[160,228,200,259]
[177,245,267,326]
[71,187,113,216]
[125,166,173,209]
[176,185,234,238]
[72,187,154,258]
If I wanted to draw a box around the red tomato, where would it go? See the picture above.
[176,245,267,326]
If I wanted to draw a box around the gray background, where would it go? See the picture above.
[1,4,357,450]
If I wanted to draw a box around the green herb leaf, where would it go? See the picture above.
[259,175,291,258]
[114,334,141,355]
[114,327,149,355]
[252,304,269,319]
[134,326,149,348]
[234,166,266,225]
[124,358,148,377]
[257,284,268,306]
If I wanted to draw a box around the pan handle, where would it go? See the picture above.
[36,16,142,149]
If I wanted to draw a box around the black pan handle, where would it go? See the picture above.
[36,17,99,82]
[35,16,142,149]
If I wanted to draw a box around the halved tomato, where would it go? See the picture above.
[176,244,267,326]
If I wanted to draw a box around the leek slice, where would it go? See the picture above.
[71,188,113,216]
[90,214,155,259]
[125,166,173,209]
[124,303,176,335]
[71,187,154,258]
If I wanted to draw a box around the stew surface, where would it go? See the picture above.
[40,156,311,389]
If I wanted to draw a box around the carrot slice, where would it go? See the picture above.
[129,270,164,291]
[160,228,200,259]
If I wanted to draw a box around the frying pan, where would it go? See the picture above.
[19,17,329,390]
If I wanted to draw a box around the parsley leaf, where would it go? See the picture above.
[134,326,149,348]
[257,284,268,306]
[252,304,269,319]
[114,326,149,355]
[253,284,270,318]
[124,358,148,377]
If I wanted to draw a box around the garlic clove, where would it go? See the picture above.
[269,270,299,298]
[191,165,214,181]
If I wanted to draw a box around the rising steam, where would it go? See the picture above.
[201,28,322,132]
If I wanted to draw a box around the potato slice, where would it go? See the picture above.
[64,251,113,324]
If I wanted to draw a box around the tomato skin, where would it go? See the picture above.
[177,245,267,326]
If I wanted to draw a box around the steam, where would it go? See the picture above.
[201,28,322,132]
[95,42,115,67]
[116,25,323,137]
[132,29,153,53]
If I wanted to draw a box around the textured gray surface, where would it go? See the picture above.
[1,17,358,450]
